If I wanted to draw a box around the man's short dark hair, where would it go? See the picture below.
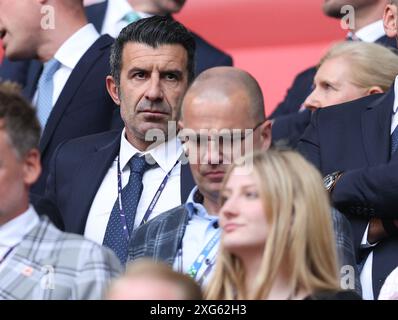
[110,15,196,86]
[0,82,40,158]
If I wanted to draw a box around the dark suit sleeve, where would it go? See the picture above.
[270,67,316,118]
[271,109,311,148]
[332,162,398,219]
[43,140,67,214]
[30,193,65,231]
[297,109,321,170]
[0,58,30,86]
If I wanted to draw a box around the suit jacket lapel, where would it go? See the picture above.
[85,0,107,33]
[22,60,42,100]
[39,35,114,155]
[375,35,397,49]
[361,87,394,166]
[180,163,195,203]
[67,133,121,234]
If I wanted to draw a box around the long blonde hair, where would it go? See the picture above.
[206,149,340,299]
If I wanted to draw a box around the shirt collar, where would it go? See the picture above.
[54,24,100,70]
[0,205,40,248]
[185,186,219,221]
[393,76,398,114]
[354,20,385,43]
[119,128,183,174]
[107,0,152,26]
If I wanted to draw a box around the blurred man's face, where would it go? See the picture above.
[0,127,38,225]
[107,276,184,300]
[179,89,271,204]
[323,0,379,18]
[0,0,42,60]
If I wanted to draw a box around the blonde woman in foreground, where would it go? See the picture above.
[206,149,361,300]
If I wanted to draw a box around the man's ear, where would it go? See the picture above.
[384,4,398,38]
[106,76,121,105]
[22,149,41,187]
[259,120,272,151]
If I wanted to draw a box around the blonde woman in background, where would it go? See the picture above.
[273,41,398,147]
[303,41,398,110]
[206,149,361,300]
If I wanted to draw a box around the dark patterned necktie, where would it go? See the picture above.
[391,124,398,156]
[103,154,150,264]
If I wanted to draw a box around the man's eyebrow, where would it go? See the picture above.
[126,67,147,76]
[160,69,183,76]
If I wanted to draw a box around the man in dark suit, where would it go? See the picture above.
[298,2,398,299]
[44,16,196,264]
[272,0,395,145]
[0,0,121,197]
[129,67,361,293]
[0,0,233,86]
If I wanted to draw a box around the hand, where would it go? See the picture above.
[368,217,388,244]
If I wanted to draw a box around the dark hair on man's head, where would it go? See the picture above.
[0,82,40,158]
[110,15,196,86]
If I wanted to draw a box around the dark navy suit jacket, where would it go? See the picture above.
[44,130,195,235]
[298,87,398,298]
[271,35,397,148]
[28,35,120,196]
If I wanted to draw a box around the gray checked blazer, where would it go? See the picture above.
[129,206,361,295]
[0,217,122,300]
[128,205,189,266]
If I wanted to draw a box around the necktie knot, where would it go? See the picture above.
[129,154,151,176]
[122,11,141,24]
[41,58,60,81]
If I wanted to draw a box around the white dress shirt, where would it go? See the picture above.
[0,206,40,272]
[173,187,220,287]
[360,75,398,300]
[100,0,151,38]
[378,266,398,299]
[33,24,100,108]
[84,129,183,244]
[354,20,386,42]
